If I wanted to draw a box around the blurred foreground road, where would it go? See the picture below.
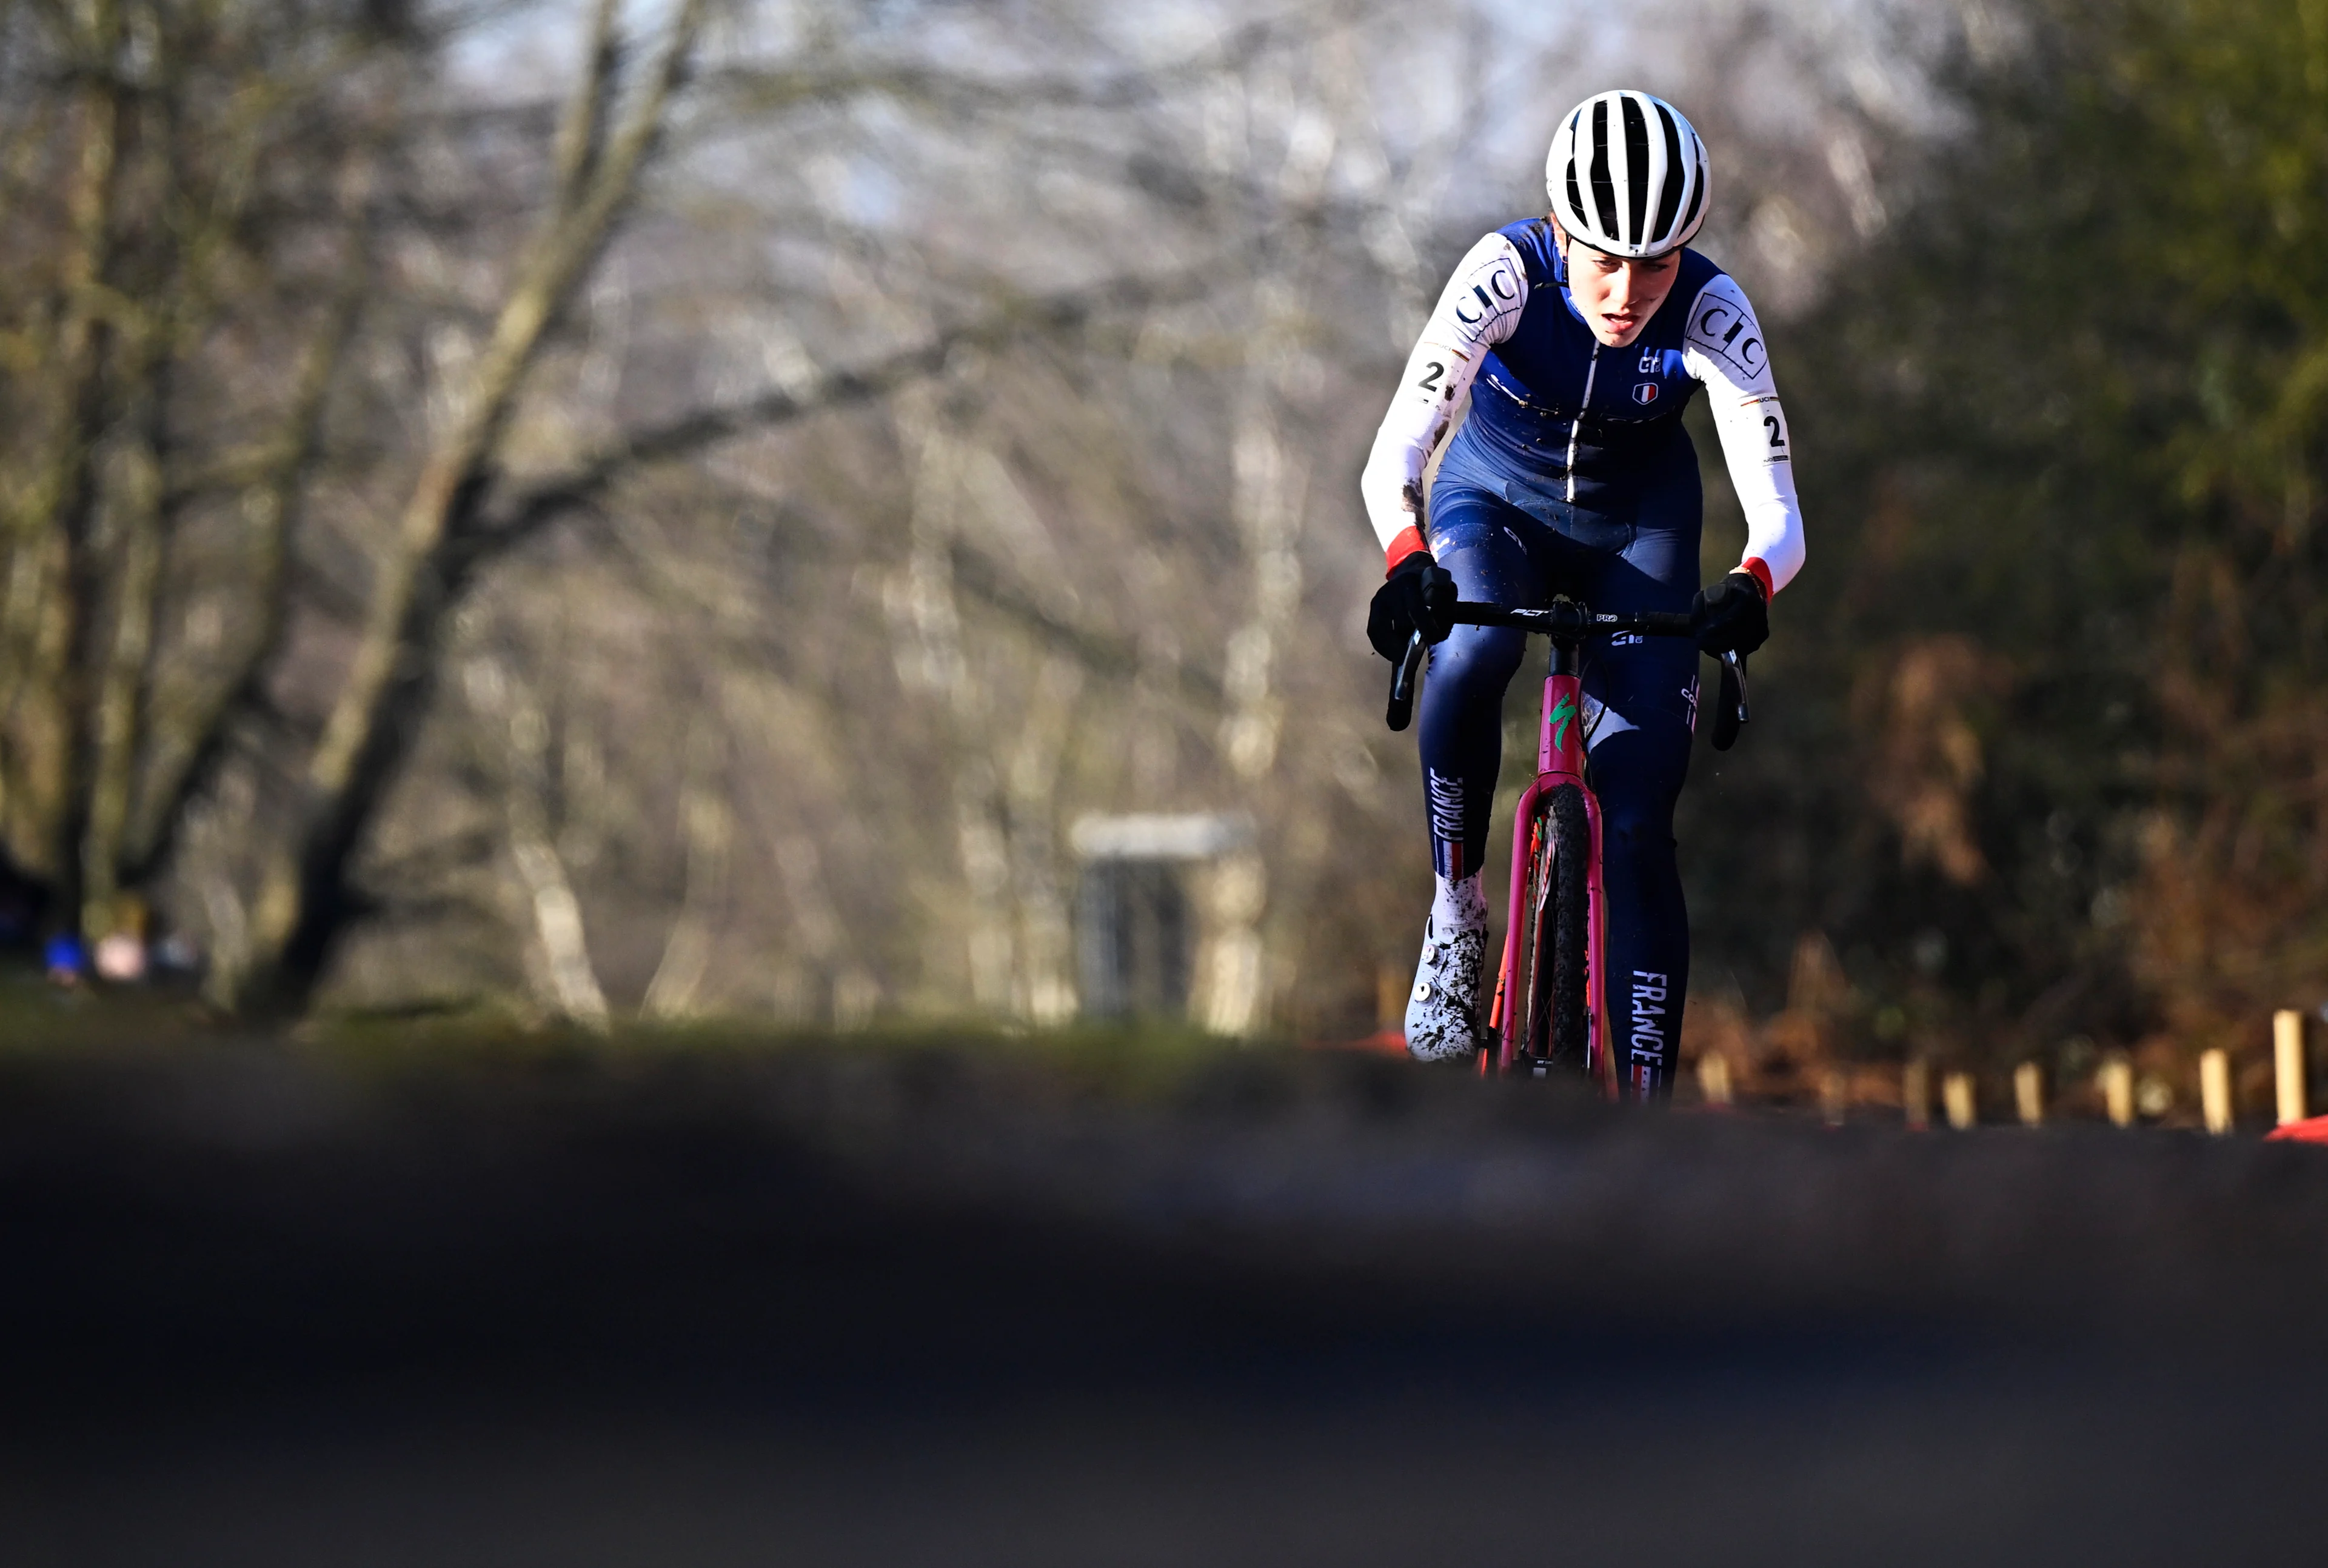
[2,1034,2325,1566]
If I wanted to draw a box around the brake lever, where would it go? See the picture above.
[1711,650,1750,752]
[1386,630,1428,732]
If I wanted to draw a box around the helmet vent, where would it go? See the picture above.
[1587,99,1622,242]
[1545,90,1710,259]
[1651,101,1687,240]
[1621,94,1651,247]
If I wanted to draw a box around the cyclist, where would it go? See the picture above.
[1362,90,1805,1091]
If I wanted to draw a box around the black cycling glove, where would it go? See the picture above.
[1693,572,1770,658]
[1368,550,1458,662]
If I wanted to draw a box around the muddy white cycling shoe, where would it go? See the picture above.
[1404,881,1488,1063]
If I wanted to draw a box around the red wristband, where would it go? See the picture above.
[1740,557,1774,600]
[1385,525,1429,575]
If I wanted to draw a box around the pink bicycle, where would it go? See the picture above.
[1388,602,1749,1093]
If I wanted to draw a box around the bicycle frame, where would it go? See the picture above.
[1484,639,1617,1094]
[1388,599,1744,1101]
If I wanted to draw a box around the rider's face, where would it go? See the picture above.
[1560,234,1682,347]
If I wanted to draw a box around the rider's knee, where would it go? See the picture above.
[1593,762,1684,852]
[1600,806,1679,854]
[1428,624,1526,700]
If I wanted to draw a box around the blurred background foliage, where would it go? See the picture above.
[1694,0,2328,1109]
[0,0,2321,1111]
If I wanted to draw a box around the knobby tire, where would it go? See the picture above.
[1523,782,1592,1073]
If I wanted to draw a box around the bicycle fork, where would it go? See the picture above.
[1485,639,1616,1095]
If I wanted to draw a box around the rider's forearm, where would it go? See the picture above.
[1711,391,1805,596]
[1682,272,1805,596]
[1359,387,1455,566]
[1359,233,1529,567]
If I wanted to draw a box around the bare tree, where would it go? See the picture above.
[0,3,404,944]
[0,0,1927,1032]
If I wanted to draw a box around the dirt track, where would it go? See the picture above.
[4,1035,2325,1565]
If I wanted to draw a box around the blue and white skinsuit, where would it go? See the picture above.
[1360,218,1807,1093]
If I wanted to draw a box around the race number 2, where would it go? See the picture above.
[1746,395,1790,462]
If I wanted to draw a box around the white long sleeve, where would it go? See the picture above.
[1359,232,1528,553]
[1679,272,1806,594]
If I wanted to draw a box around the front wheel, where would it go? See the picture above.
[1522,782,1593,1075]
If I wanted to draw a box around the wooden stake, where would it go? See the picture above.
[2201,1048,2233,1135]
[2014,1061,2044,1127]
[1902,1057,1930,1131]
[1819,1066,1848,1127]
[2099,1053,2134,1128]
[1697,1052,1733,1107]
[2275,1009,2307,1127]
[1942,1071,1976,1130]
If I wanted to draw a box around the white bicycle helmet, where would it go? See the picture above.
[1545,90,1710,259]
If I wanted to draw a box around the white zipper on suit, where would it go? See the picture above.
[1564,342,1599,504]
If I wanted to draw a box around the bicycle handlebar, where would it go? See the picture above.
[1384,601,1750,750]
[1387,631,1428,730]
[1448,601,1698,639]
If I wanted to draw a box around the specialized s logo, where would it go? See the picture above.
[1550,695,1580,755]
[1632,382,1659,405]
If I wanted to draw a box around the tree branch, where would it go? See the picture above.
[123,174,378,886]
[469,264,1215,559]
[235,0,709,1007]
[549,0,621,215]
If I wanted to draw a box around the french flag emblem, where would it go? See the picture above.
[1632,382,1659,405]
